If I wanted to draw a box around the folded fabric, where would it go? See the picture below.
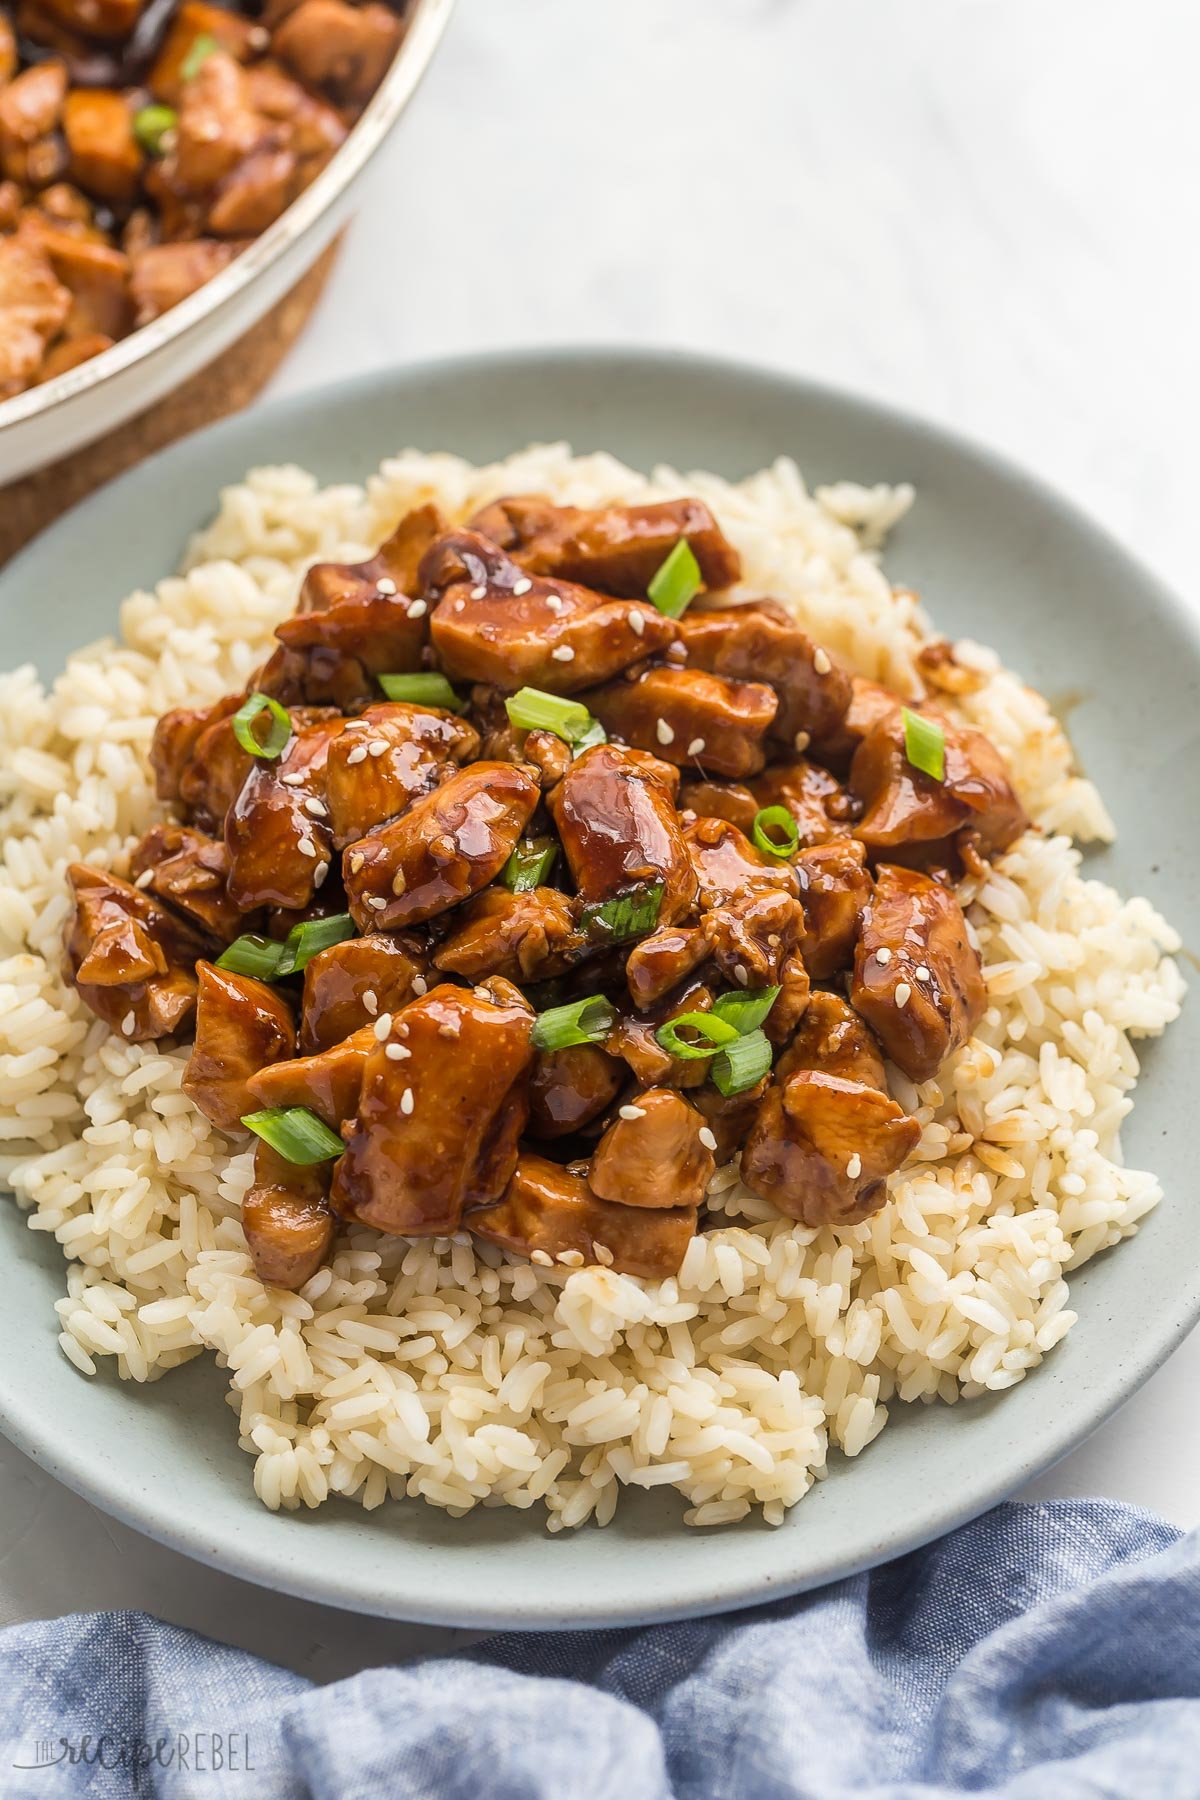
[1,1499,1197,1798]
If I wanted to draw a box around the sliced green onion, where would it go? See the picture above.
[242,1107,344,1165]
[655,1010,741,1061]
[571,718,608,757]
[647,538,702,619]
[531,995,615,1052]
[276,913,355,976]
[579,880,664,944]
[751,804,800,860]
[180,31,220,82]
[502,838,557,893]
[901,707,946,783]
[712,984,781,1036]
[379,671,466,713]
[132,103,176,155]
[216,933,286,980]
[232,691,291,761]
[712,1028,773,1096]
[505,687,596,744]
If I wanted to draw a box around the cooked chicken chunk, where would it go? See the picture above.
[701,887,808,1026]
[273,0,402,107]
[589,1087,714,1210]
[343,761,539,932]
[624,924,708,1009]
[129,823,247,943]
[434,886,583,983]
[0,61,66,189]
[332,984,534,1236]
[62,88,141,204]
[65,864,208,1040]
[467,1153,697,1278]
[691,1078,769,1165]
[678,602,851,750]
[225,712,343,911]
[182,962,296,1129]
[851,711,1027,869]
[242,1145,334,1291]
[547,741,697,928]
[683,816,801,906]
[586,665,777,780]
[0,234,70,395]
[527,1044,625,1141]
[466,495,742,596]
[425,530,677,695]
[606,978,716,1092]
[676,776,759,835]
[775,990,888,1090]
[246,1021,375,1127]
[850,863,986,1082]
[324,702,479,847]
[748,758,858,846]
[794,838,873,980]
[300,931,429,1054]
[129,239,240,326]
[741,1072,920,1228]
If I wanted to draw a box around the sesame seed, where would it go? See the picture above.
[629,608,645,637]
[813,647,832,675]
[346,745,368,766]
[469,585,487,600]
[438,1020,461,1039]
[895,982,912,1008]
[368,739,388,758]
[412,974,428,995]
[454,598,466,612]
[557,1249,584,1267]
[297,837,317,858]
[545,594,564,613]
[376,577,397,596]
[373,1013,393,1039]
[391,869,407,895]
[367,896,387,911]
[530,1250,554,1267]
[512,577,533,596]
[915,964,931,982]
[400,1087,415,1115]
[121,1011,135,1036]
[473,986,491,1002]
[687,737,706,756]
[793,730,811,753]
[619,1104,646,1121]
[408,599,427,619]
[846,1153,862,1179]
[343,719,369,730]
[304,797,327,817]
[875,947,893,965]
[248,23,269,48]
[766,933,781,948]
[362,990,378,1015]
[134,869,154,889]
[350,852,366,874]
[656,717,675,745]
[386,1042,411,1061]
[551,645,575,662]
[733,963,749,986]
[280,771,305,786]
[593,1242,614,1266]
[698,1126,718,1152]
[313,861,329,888]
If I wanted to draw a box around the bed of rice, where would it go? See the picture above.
[0,445,1185,1530]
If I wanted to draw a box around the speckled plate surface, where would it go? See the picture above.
[0,349,1195,1629]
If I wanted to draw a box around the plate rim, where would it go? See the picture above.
[1,343,1196,1630]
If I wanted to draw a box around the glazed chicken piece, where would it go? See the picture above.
[677,776,758,835]
[241,1144,334,1291]
[343,760,539,932]
[466,1153,697,1279]
[775,990,888,1089]
[606,978,716,1092]
[65,864,208,1040]
[62,89,141,204]
[850,863,986,1083]
[527,1044,625,1141]
[225,712,343,911]
[246,1021,375,1128]
[588,1087,714,1211]
[434,886,583,984]
[149,2,262,103]
[18,215,132,340]
[547,741,697,929]
[263,505,446,708]
[323,702,479,847]
[466,495,743,596]
[850,710,1027,870]
[813,677,908,773]
[0,60,66,189]
[624,924,708,1009]
[740,1071,919,1228]
[678,602,852,751]
[332,984,534,1236]
[683,816,801,907]
[129,240,241,326]
[0,235,70,396]
[273,0,403,108]
[148,694,246,820]
[424,530,677,695]
[586,666,778,780]
[794,838,874,980]
[181,961,296,1130]
[748,759,858,847]
[691,1078,769,1166]
[129,823,247,943]
[701,888,809,1042]
[300,931,429,1054]
[38,330,114,379]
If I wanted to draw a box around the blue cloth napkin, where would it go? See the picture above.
[1,1499,1197,1798]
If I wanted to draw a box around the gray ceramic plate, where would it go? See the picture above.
[1,349,1196,1629]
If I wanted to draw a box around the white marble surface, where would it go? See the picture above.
[3,0,1198,1679]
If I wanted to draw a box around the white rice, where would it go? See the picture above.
[0,445,1185,1530]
